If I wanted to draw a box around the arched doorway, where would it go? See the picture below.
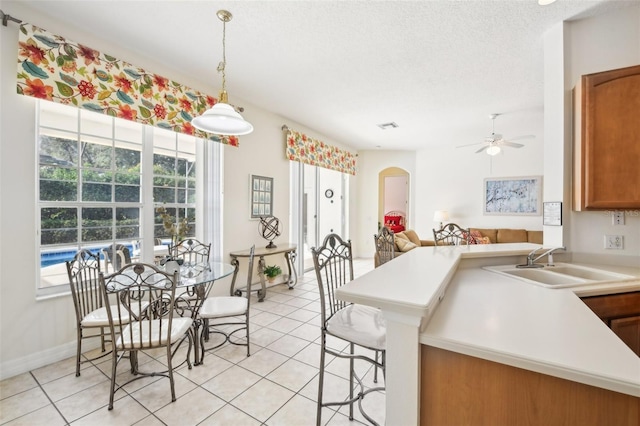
[378,167,410,230]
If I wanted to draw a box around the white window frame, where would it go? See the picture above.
[35,101,221,298]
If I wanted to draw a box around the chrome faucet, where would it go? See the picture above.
[516,247,565,269]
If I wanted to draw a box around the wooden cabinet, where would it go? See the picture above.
[420,345,639,426]
[573,64,640,210]
[581,291,640,356]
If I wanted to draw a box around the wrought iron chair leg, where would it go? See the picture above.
[167,345,176,402]
[373,350,379,383]
[246,317,251,357]
[349,342,355,420]
[108,348,117,410]
[100,326,106,352]
[316,333,327,426]
[129,350,138,374]
[75,329,82,377]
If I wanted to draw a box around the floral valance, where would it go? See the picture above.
[285,129,357,175]
[16,23,238,146]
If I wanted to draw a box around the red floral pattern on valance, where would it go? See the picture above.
[16,23,238,146]
[285,129,357,175]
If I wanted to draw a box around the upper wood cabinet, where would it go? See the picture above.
[573,65,640,211]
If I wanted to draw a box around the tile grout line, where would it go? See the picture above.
[29,371,71,426]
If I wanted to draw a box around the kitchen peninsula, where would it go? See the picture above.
[337,243,640,425]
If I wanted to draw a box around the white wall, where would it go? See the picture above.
[412,111,545,239]
[565,5,640,262]
[353,150,416,258]
[356,5,640,265]
[0,1,353,378]
[384,176,408,214]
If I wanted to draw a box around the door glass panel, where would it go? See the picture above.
[302,164,316,272]
[301,165,347,273]
[318,167,343,238]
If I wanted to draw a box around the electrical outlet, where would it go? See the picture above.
[604,235,624,250]
[612,211,625,225]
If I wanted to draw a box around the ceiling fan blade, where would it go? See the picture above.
[508,134,535,141]
[475,145,489,154]
[456,142,485,148]
[501,141,524,148]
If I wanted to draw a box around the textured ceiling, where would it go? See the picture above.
[12,0,636,150]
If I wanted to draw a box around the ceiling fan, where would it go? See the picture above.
[457,114,534,155]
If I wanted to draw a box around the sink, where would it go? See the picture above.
[501,269,586,286]
[545,265,633,281]
[484,263,636,288]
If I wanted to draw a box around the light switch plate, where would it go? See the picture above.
[612,211,625,225]
[604,235,624,249]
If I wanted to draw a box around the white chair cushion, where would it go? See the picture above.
[81,305,131,327]
[327,304,386,351]
[116,317,193,349]
[81,302,150,327]
[199,297,247,319]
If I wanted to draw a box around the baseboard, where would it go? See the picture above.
[0,339,99,381]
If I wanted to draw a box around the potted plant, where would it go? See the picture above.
[264,265,282,283]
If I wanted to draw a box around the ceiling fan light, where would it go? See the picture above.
[192,102,254,135]
[486,145,501,156]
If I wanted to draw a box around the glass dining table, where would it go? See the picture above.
[173,261,236,365]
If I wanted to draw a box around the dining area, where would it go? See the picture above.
[64,238,256,411]
[0,255,382,425]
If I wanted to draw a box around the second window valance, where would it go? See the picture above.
[285,128,357,175]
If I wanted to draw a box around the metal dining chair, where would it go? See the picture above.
[374,226,395,267]
[432,222,471,246]
[99,262,193,410]
[66,249,113,377]
[100,243,132,273]
[169,238,212,315]
[170,238,211,265]
[312,234,386,426]
[198,246,255,362]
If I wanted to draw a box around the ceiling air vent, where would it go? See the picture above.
[377,122,399,130]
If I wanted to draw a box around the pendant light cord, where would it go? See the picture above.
[217,17,227,94]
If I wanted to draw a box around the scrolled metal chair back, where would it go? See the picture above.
[374,226,395,266]
[432,222,470,246]
[67,249,103,322]
[311,233,354,327]
[100,263,178,349]
[170,238,211,265]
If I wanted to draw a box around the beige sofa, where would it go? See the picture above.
[374,227,543,267]
[469,228,543,244]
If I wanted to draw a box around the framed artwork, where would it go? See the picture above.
[484,176,542,215]
[250,175,273,219]
[543,201,562,226]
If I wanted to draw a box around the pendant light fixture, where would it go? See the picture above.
[192,10,253,136]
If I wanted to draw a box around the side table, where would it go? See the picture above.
[229,244,297,301]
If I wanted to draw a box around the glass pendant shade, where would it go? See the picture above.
[192,10,254,136]
[192,101,254,136]
[486,145,501,156]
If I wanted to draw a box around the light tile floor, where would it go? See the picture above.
[0,259,384,426]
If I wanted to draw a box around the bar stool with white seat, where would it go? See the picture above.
[312,234,386,426]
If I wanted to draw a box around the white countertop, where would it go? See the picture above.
[337,243,539,318]
[336,243,640,397]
